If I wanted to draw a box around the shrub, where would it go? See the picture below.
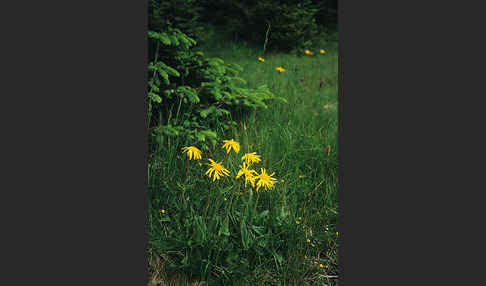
[147,28,286,153]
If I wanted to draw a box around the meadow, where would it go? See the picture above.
[148,30,339,286]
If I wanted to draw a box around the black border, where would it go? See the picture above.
[4,1,148,284]
[5,0,469,284]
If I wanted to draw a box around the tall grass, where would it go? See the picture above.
[148,31,339,286]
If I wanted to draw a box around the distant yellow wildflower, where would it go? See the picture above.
[181,146,202,160]
[305,49,314,55]
[275,67,286,73]
[205,159,230,181]
[319,264,324,268]
[255,168,278,191]
[222,139,240,154]
[320,49,326,54]
[306,239,311,243]
[241,152,262,165]
[236,162,258,187]
[311,243,316,247]
[258,57,265,62]
[161,209,166,214]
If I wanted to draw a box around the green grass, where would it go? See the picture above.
[148,32,339,286]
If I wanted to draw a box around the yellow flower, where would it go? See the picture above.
[236,162,258,187]
[241,152,262,165]
[275,67,286,73]
[306,239,311,243]
[161,209,166,214]
[320,49,326,54]
[255,168,278,191]
[205,159,230,181]
[305,49,314,55]
[258,57,265,62]
[224,197,227,201]
[222,139,240,154]
[311,243,316,247]
[181,146,202,160]
[319,264,324,268]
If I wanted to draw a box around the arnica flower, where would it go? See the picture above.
[236,162,258,187]
[222,139,240,154]
[181,146,202,160]
[205,159,230,181]
[258,57,265,62]
[255,168,278,191]
[241,152,262,165]
[320,49,326,54]
[305,49,314,55]
[275,67,286,73]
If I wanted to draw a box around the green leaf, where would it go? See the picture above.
[148,92,162,103]
[158,69,169,85]
[200,108,212,118]
[164,65,180,77]
[241,221,249,249]
[195,132,205,142]
[219,217,230,236]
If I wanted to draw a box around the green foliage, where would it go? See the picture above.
[149,0,213,44]
[201,0,327,53]
[148,0,337,53]
[148,2,338,285]
[148,39,339,284]
[148,28,286,152]
[148,144,324,284]
[252,0,322,53]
